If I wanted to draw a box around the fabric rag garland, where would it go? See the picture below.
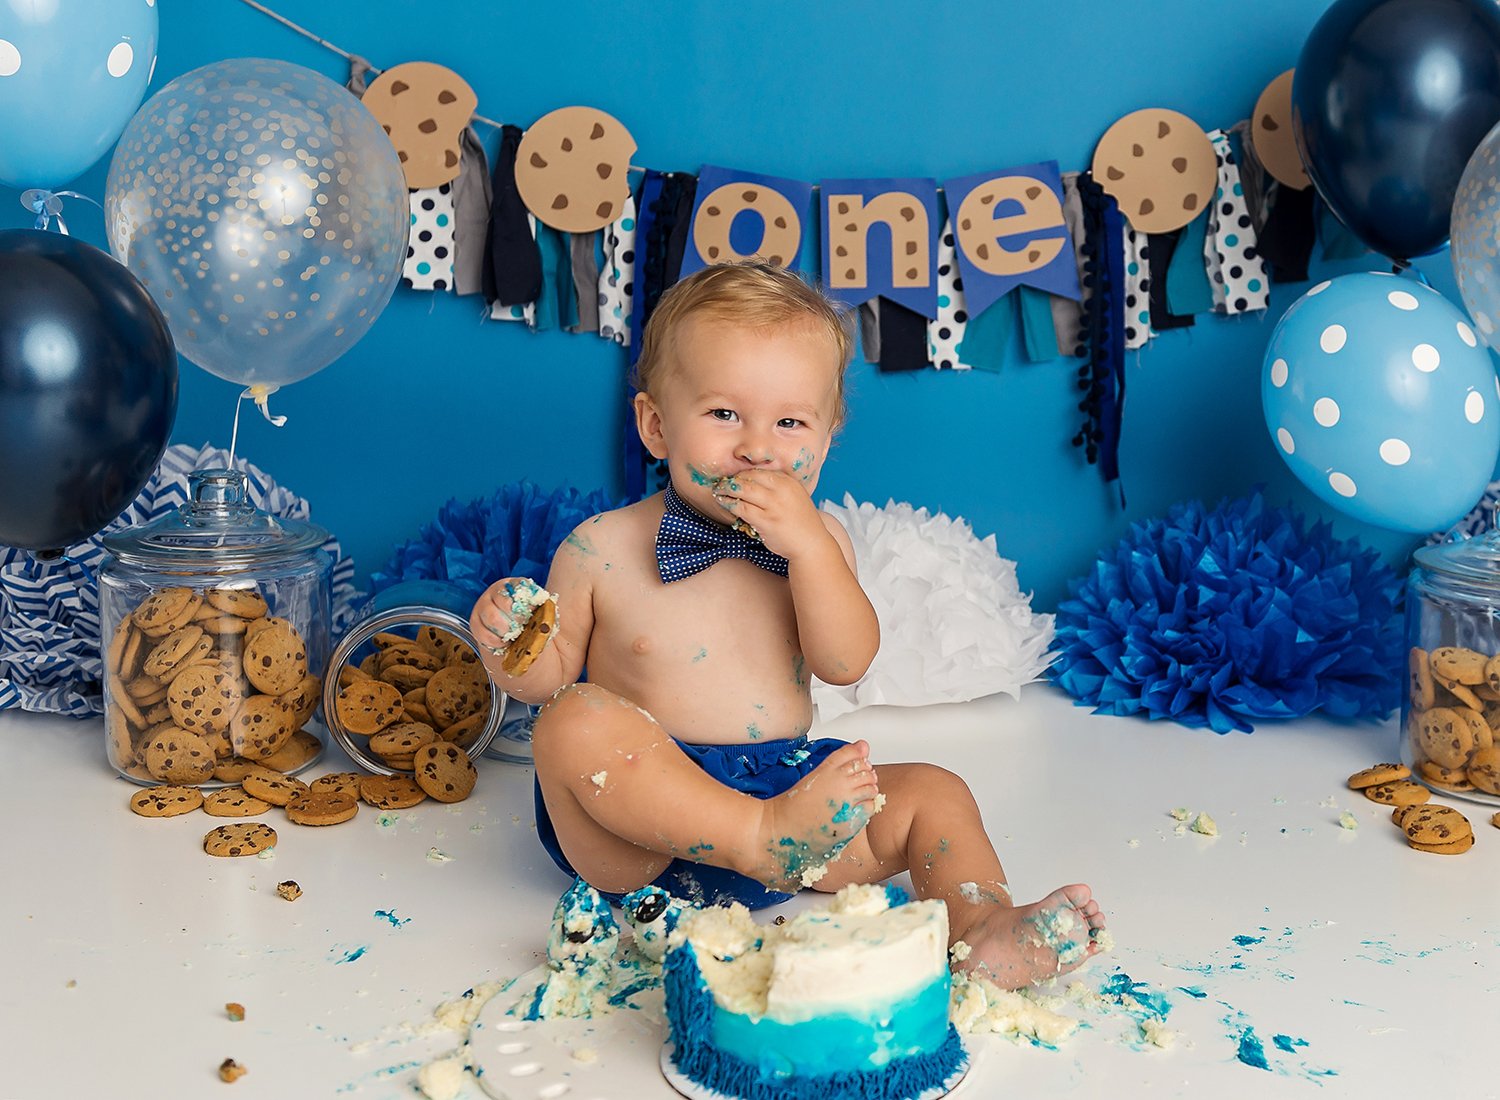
[368,481,618,602]
[0,444,359,718]
[1048,491,1404,733]
[810,496,1055,722]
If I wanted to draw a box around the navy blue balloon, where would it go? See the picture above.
[1294,0,1500,260]
[0,229,177,551]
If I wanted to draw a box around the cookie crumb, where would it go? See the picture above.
[1190,812,1218,837]
[65,980,75,988]
[276,881,302,902]
[426,847,453,862]
[591,770,608,787]
[225,1002,245,1022]
[1338,811,1359,831]
[1169,807,1191,821]
[572,1047,598,1063]
[774,915,787,925]
[218,1058,247,1082]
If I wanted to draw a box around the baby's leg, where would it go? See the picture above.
[812,763,1106,989]
[532,684,880,894]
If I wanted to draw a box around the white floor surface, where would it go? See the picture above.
[2,684,1498,1099]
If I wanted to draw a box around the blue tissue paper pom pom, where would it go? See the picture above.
[368,481,619,602]
[1048,491,1404,733]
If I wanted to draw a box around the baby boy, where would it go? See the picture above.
[472,262,1106,988]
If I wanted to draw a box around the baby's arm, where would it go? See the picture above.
[471,527,596,704]
[713,472,878,686]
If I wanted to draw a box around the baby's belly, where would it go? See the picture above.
[585,631,813,746]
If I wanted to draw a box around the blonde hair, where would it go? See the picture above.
[633,262,855,428]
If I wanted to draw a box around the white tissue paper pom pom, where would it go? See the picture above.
[811,495,1054,721]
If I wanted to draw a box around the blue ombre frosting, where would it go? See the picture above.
[665,946,966,1100]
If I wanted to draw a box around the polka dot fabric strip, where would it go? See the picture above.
[1123,227,1153,349]
[599,191,637,346]
[1206,130,1268,316]
[404,185,455,292]
[927,217,972,369]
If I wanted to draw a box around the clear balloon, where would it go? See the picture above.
[0,0,158,190]
[1263,272,1499,533]
[1451,122,1500,344]
[103,58,408,389]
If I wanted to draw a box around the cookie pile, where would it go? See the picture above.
[106,586,323,783]
[1406,647,1500,796]
[335,626,492,765]
[1348,762,1496,854]
[128,750,479,854]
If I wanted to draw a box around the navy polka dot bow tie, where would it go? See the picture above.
[656,483,790,584]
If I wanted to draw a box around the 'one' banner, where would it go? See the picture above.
[680,165,814,279]
[818,177,941,318]
[942,161,1079,319]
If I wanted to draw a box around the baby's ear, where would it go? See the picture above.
[633,392,669,460]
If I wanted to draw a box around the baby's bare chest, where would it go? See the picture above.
[585,554,812,742]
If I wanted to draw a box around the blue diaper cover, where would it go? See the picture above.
[534,733,848,909]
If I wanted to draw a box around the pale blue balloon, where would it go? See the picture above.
[0,0,158,189]
[1263,272,1500,533]
[103,58,408,389]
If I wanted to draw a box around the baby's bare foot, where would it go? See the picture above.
[750,741,880,891]
[957,885,1106,990]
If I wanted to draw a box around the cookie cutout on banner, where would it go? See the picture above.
[1253,70,1310,191]
[942,161,1081,320]
[680,165,814,279]
[514,106,637,233]
[1092,109,1217,233]
[819,178,940,318]
[363,61,477,189]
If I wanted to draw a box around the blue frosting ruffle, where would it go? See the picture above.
[368,480,618,601]
[1047,491,1403,733]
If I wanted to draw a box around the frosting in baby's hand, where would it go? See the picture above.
[496,578,556,645]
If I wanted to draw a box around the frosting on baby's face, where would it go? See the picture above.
[635,316,840,522]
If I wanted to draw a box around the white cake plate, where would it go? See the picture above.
[660,1042,970,1100]
[470,967,668,1100]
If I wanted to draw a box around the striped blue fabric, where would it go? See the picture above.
[656,484,789,584]
[0,443,360,718]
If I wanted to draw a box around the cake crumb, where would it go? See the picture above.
[1091,929,1115,952]
[1127,839,1139,848]
[256,847,275,860]
[573,1047,598,1063]
[426,847,453,862]
[1169,807,1191,821]
[872,793,887,813]
[799,863,828,888]
[1142,1017,1175,1048]
[415,1056,467,1100]
[591,771,608,787]
[957,881,981,904]
[218,1058,247,1082]
[225,1002,245,1022]
[1338,811,1358,830]
[950,940,973,962]
[1190,812,1218,837]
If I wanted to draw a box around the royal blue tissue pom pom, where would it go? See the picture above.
[368,481,618,602]
[1048,491,1404,733]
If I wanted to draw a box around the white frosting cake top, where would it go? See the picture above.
[672,884,949,1024]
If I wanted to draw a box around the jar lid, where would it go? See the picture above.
[102,468,328,569]
[1412,528,1500,584]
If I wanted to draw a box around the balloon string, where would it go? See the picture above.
[228,385,288,468]
[19,189,103,236]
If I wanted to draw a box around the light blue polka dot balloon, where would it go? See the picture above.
[1263,272,1500,533]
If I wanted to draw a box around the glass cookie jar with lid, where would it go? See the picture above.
[1403,530,1500,805]
[98,468,331,785]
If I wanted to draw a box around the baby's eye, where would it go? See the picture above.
[777,418,804,429]
[709,408,738,422]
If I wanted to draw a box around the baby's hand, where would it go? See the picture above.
[470,577,550,657]
[713,470,827,561]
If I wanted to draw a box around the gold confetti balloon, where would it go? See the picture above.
[104,58,408,388]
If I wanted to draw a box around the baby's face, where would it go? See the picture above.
[637,315,840,518]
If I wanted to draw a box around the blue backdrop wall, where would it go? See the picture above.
[2,0,1460,609]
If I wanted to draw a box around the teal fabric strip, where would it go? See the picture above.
[957,292,1015,372]
[1166,210,1215,316]
[1018,284,1059,362]
[533,223,563,332]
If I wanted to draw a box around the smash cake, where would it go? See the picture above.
[661,883,966,1100]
